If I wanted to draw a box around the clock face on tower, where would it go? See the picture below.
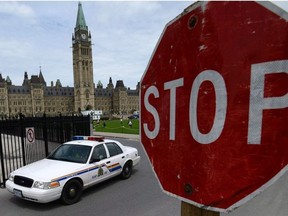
[81,33,86,39]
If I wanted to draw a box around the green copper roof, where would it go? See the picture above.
[75,2,87,31]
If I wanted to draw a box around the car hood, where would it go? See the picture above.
[12,158,85,182]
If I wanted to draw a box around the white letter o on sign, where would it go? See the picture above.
[189,70,227,144]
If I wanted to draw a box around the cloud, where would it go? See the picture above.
[87,1,185,88]
[0,1,192,88]
[0,2,35,18]
[272,1,288,12]
[0,39,33,58]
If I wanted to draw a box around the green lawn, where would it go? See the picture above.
[94,119,139,135]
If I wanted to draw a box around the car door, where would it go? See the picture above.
[88,144,111,185]
[104,142,126,176]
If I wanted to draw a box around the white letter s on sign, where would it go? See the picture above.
[143,86,160,139]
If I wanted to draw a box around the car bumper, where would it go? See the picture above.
[5,180,62,203]
[132,156,140,167]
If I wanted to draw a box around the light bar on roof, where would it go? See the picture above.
[73,136,84,140]
[72,136,104,141]
[87,136,105,141]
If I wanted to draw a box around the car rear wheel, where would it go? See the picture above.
[120,161,132,179]
[61,179,83,205]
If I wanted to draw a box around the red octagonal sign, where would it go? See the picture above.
[140,1,288,212]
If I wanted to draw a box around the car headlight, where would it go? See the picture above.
[33,181,60,189]
[8,174,14,182]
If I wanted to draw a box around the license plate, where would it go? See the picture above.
[13,189,23,198]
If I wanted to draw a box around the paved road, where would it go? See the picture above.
[0,137,180,216]
[1,133,287,216]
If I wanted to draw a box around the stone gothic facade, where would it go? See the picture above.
[0,3,139,118]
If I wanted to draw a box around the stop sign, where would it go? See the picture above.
[140,1,288,212]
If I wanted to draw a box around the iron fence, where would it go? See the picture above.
[0,114,91,188]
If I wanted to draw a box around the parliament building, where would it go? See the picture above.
[0,3,139,118]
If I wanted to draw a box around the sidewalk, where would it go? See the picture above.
[92,131,139,141]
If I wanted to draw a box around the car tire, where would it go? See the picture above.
[120,161,132,179]
[61,179,83,205]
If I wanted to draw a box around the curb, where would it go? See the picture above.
[93,131,139,141]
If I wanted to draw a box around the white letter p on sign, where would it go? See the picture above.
[248,60,288,144]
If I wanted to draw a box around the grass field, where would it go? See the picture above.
[94,119,139,135]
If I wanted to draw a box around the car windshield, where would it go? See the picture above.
[47,144,92,164]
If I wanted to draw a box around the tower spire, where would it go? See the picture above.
[73,2,94,112]
[75,2,87,31]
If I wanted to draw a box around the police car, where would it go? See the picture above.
[6,136,140,204]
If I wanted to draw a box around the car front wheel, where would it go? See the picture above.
[61,179,83,205]
[120,161,132,179]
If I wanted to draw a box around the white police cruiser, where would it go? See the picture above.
[6,136,140,204]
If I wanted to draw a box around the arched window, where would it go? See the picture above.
[86,90,89,99]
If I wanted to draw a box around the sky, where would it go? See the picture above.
[0,1,287,89]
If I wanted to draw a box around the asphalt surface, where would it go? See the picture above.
[0,134,181,216]
[1,132,287,216]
